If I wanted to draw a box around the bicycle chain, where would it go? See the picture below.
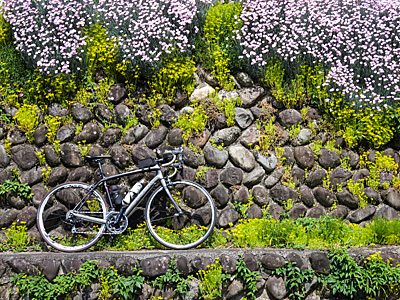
[70,211,124,235]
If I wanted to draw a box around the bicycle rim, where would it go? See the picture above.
[145,180,216,249]
[37,182,107,252]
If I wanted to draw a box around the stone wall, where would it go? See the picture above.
[0,247,399,299]
[0,69,400,240]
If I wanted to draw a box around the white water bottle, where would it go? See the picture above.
[122,179,144,206]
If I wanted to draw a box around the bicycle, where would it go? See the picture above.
[36,148,217,252]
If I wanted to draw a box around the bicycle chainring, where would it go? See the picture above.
[105,212,128,234]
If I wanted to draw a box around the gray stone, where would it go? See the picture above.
[71,102,93,124]
[210,185,230,208]
[252,185,271,207]
[11,144,38,170]
[352,169,370,183]
[38,259,60,281]
[33,124,48,146]
[313,187,336,207]
[319,149,341,169]
[121,127,136,145]
[43,145,61,167]
[145,125,168,149]
[182,147,205,169]
[363,187,381,205]
[188,129,210,149]
[134,124,150,142]
[376,205,398,220]
[190,85,215,101]
[329,205,349,220]
[7,258,39,276]
[329,167,352,191]
[7,192,26,209]
[341,149,360,169]
[288,203,307,220]
[67,167,93,183]
[337,189,359,209]
[198,168,219,189]
[192,256,214,272]
[260,253,285,270]
[348,205,376,223]
[264,168,284,188]
[75,122,101,144]
[268,202,285,220]
[110,146,131,169]
[0,145,10,168]
[100,127,122,147]
[16,206,37,229]
[115,103,132,125]
[384,188,400,210]
[306,168,327,188]
[108,83,127,104]
[218,207,239,228]
[9,126,27,145]
[306,205,325,219]
[287,252,307,270]
[294,146,315,170]
[131,145,156,163]
[270,184,298,205]
[31,185,48,207]
[266,276,288,300]
[47,167,68,187]
[233,186,249,204]
[383,148,400,165]
[47,102,69,118]
[279,109,302,128]
[243,166,265,187]
[299,185,316,207]
[291,166,305,186]
[254,151,278,172]
[135,104,152,126]
[235,108,254,129]
[235,72,254,87]
[167,128,184,146]
[228,144,256,172]
[213,127,242,146]
[247,204,263,219]
[220,254,237,274]
[173,89,189,109]
[158,104,177,125]
[238,86,264,108]
[238,125,260,148]
[140,256,171,278]
[204,144,229,168]
[379,171,394,188]
[220,167,243,186]
[0,169,12,185]
[310,252,330,274]
[60,143,83,167]
[292,128,314,146]
[0,209,18,228]
[20,167,43,186]
[56,124,75,143]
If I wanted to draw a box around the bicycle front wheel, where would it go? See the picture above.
[37,182,107,252]
[145,180,216,250]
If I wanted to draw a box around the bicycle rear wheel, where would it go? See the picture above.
[37,182,107,252]
[145,180,216,249]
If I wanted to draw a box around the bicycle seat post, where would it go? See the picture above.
[96,159,106,179]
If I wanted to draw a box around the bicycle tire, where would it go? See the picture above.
[145,180,216,250]
[37,182,107,252]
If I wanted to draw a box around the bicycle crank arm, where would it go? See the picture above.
[69,212,106,225]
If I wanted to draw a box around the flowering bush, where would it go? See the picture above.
[2,0,92,76]
[94,0,213,77]
[240,0,400,112]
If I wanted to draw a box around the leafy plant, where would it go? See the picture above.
[1,222,33,252]
[45,115,62,143]
[198,258,230,300]
[274,261,314,300]
[13,104,40,142]
[0,179,33,200]
[173,103,208,142]
[235,255,261,300]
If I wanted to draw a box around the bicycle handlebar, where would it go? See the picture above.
[157,147,184,168]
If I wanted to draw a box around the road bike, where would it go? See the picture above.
[37,148,216,252]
